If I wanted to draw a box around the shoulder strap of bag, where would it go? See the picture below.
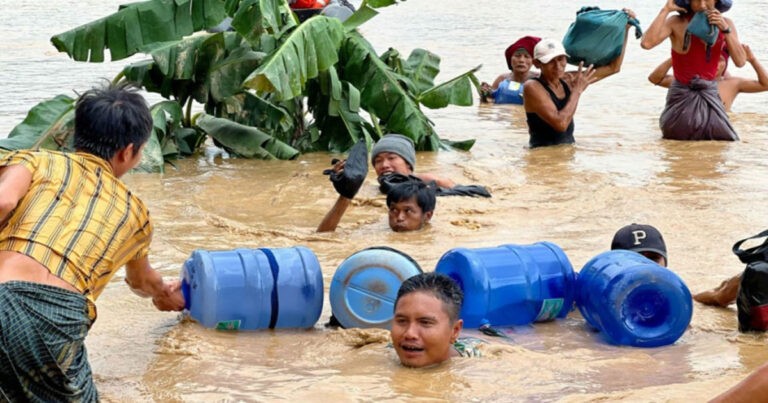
[732,229,768,263]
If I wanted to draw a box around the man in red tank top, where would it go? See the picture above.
[640,0,745,141]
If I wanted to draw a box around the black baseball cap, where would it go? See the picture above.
[611,224,668,264]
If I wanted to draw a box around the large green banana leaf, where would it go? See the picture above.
[0,95,75,151]
[340,0,407,31]
[219,92,296,136]
[341,3,380,32]
[195,114,299,159]
[306,69,376,152]
[136,99,200,172]
[418,65,481,108]
[123,32,264,104]
[51,0,228,62]
[243,16,346,101]
[339,33,437,150]
[405,49,441,95]
[365,0,403,8]
[229,0,297,48]
[209,45,267,101]
[378,48,418,93]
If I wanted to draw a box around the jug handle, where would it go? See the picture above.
[181,278,191,311]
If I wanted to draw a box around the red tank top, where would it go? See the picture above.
[671,28,725,85]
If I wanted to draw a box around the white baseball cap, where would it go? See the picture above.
[534,38,568,64]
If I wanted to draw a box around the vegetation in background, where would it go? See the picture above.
[1,0,480,172]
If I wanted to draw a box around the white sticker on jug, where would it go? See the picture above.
[534,298,564,322]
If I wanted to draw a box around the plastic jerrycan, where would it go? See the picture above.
[330,246,422,329]
[180,247,324,330]
[435,241,576,328]
[576,250,693,347]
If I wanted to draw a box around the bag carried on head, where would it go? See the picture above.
[733,229,768,332]
[683,12,719,62]
[562,6,642,67]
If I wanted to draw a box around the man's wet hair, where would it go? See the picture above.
[395,272,463,322]
[74,80,152,161]
[385,178,437,213]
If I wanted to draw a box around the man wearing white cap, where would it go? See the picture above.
[523,10,635,148]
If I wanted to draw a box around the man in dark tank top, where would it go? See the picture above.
[522,11,635,148]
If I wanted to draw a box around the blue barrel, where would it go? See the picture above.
[576,250,693,347]
[330,246,422,329]
[180,247,323,330]
[434,242,576,328]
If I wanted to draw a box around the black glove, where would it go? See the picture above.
[436,184,492,198]
[323,140,368,199]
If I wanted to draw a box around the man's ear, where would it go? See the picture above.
[424,210,433,223]
[451,319,463,343]
[118,143,136,163]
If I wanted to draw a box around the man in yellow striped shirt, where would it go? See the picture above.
[0,82,184,401]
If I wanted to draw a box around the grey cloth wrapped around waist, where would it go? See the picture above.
[0,281,96,402]
[660,77,739,141]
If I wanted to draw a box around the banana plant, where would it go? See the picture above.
[2,0,481,174]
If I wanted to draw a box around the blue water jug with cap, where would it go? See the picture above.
[576,250,693,347]
[330,246,422,329]
[434,242,576,328]
[180,247,323,330]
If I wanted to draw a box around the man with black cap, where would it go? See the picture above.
[611,223,741,307]
[611,223,668,267]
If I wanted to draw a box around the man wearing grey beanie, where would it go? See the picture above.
[371,134,456,189]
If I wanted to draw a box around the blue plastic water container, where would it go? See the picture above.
[180,247,323,330]
[330,246,422,329]
[576,250,693,347]
[434,242,576,328]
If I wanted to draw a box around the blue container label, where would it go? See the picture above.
[534,298,564,322]
[215,320,242,331]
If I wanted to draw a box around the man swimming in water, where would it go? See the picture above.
[611,223,668,267]
[317,144,437,233]
[391,272,481,368]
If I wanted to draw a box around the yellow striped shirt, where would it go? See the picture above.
[0,150,153,320]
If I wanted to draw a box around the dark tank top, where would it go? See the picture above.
[526,77,575,148]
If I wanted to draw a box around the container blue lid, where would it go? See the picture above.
[330,247,422,329]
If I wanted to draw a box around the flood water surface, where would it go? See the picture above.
[3,0,768,401]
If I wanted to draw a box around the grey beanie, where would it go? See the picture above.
[371,134,416,170]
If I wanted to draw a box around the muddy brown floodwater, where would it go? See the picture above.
[3,0,768,401]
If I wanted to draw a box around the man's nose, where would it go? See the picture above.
[402,322,418,338]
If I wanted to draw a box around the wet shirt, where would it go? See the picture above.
[454,336,485,357]
[0,150,153,320]
[526,77,575,148]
